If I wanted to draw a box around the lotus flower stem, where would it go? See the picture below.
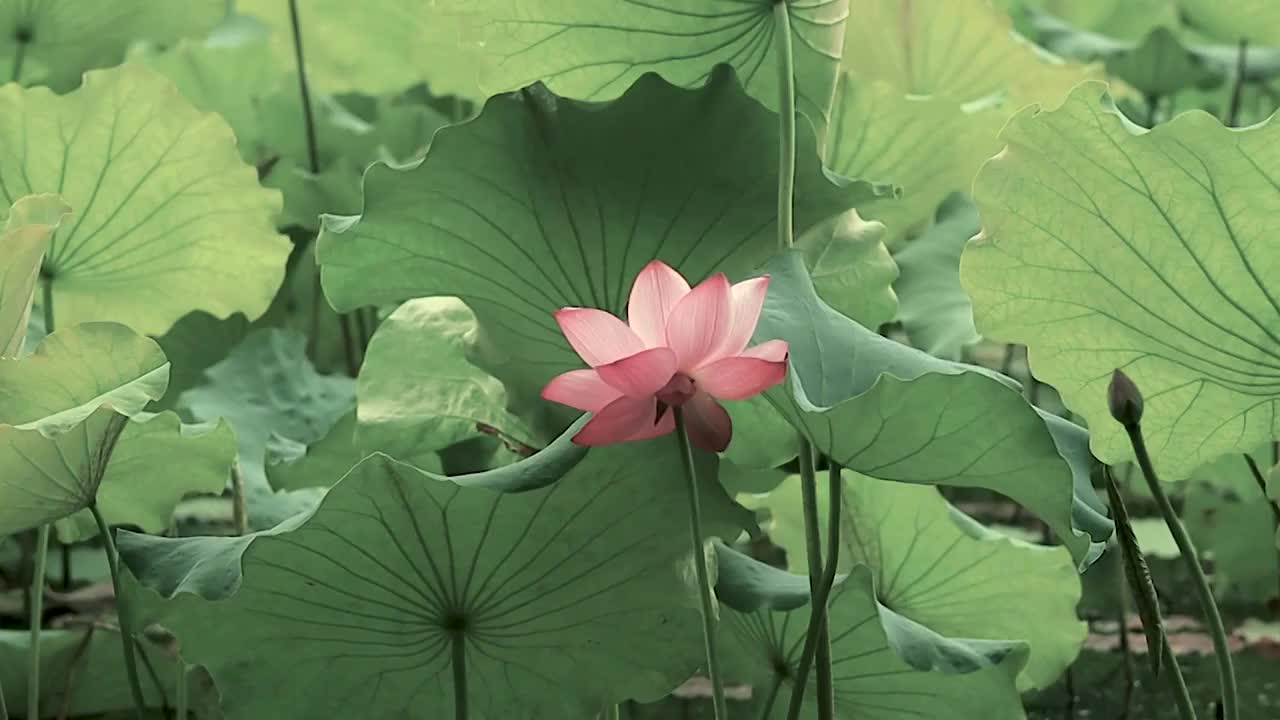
[1225,38,1248,127]
[90,503,147,719]
[451,632,468,720]
[0,672,8,720]
[755,673,784,720]
[11,28,26,84]
[784,450,838,720]
[773,1,796,254]
[1110,370,1237,720]
[672,407,728,719]
[1159,636,1199,720]
[24,528,46,720]
[1242,454,1280,524]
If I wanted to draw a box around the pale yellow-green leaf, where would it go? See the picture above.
[0,194,70,357]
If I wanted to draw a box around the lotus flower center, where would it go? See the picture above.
[656,373,696,407]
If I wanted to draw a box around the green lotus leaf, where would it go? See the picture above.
[842,0,1101,109]
[0,323,233,538]
[963,81,1280,479]
[724,394,802,470]
[319,68,887,424]
[759,472,1084,690]
[268,410,444,492]
[443,0,848,139]
[1178,0,1280,46]
[1020,0,1181,40]
[826,75,1003,245]
[152,311,251,410]
[357,296,536,461]
[1104,27,1220,97]
[121,436,750,718]
[797,209,898,329]
[53,412,235,543]
[0,64,290,335]
[178,328,355,485]
[0,0,223,91]
[128,33,284,164]
[1183,446,1280,601]
[0,194,70,357]
[713,541,813,613]
[0,628,193,716]
[721,563,1027,719]
[757,250,1112,567]
[236,0,483,100]
[892,194,983,360]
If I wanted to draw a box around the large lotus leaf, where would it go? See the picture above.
[1178,0,1280,46]
[0,322,168,432]
[236,0,482,100]
[0,64,291,335]
[797,209,898,329]
[1019,0,1180,40]
[442,0,848,140]
[179,328,355,484]
[128,34,284,164]
[756,250,1112,567]
[825,75,1002,245]
[0,0,223,90]
[841,0,1101,109]
[53,413,235,543]
[892,194,983,360]
[357,297,535,459]
[319,69,886,419]
[721,562,1027,719]
[1183,446,1280,601]
[0,628,192,717]
[152,311,251,410]
[121,437,751,719]
[963,81,1280,480]
[759,472,1084,690]
[0,194,70,357]
[267,410,445,492]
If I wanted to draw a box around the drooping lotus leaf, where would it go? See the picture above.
[319,68,888,422]
[892,194,983,360]
[719,560,1027,719]
[825,76,1002,245]
[0,194,70,357]
[0,323,234,539]
[758,472,1084,690]
[963,81,1280,480]
[0,0,223,90]
[1103,27,1221,98]
[179,328,355,485]
[756,250,1112,567]
[841,0,1101,109]
[236,0,483,100]
[121,436,751,718]
[1183,446,1280,600]
[443,0,849,139]
[0,64,291,335]
[358,297,537,462]
[0,628,192,716]
[1178,0,1280,46]
[797,209,898,329]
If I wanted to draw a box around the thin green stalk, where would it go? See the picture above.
[785,449,837,720]
[756,673,784,720]
[0,673,7,720]
[672,407,728,720]
[1242,454,1280,524]
[230,464,249,535]
[1160,636,1199,720]
[1225,38,1249,127]
[286,0,320,176]
[451,632,468,720]
[773,1,796,254]
[26,526,46,720]
[1125,424,1237,720]
[175,657,188,720]
[91,504,147,719]
[602,704,620,720]
[28,277,55,720]
[11,28,28,84]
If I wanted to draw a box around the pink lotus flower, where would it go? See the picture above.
[542,260,788,452]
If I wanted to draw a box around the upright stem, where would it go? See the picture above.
[230,464,249,535]
[11,30,27,84]
[785,450,836,720]
[0,673,7,720]
[27,276,55,720]
[1125,424,1237,720]
[672,407,728,720]
[91,504,147,719]
[774,2,796,254]
[286,0,320,176]
[451,632,468,720]
[1242,454,1280,523]
[756,673,784,720]
[1160,637,1199,720]
[1225,38,1249,127]
[602,704,620,720]
[26,525,47,720]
